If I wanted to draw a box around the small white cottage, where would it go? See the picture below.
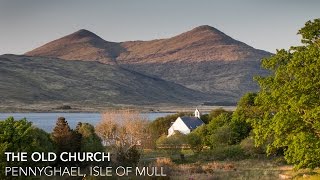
[167,109,204,136]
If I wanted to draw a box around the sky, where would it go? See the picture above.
[0,0,319,55]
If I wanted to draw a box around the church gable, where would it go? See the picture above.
[167,109,204,136]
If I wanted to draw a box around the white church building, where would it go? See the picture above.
[167,109,204,136]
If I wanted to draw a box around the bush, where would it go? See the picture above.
[156,132,188,157]
[116,145,141,166]
[156,131,187,148]
[186,132,203,153]
[240,137,265,157]
[208,145,247,161]
[153,158,174,176]
[208,125,233,148]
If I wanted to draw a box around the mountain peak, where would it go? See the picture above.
[188,25,225,35]
[67,29,102,41]
[192,25,215,31]
[24,28,121,64]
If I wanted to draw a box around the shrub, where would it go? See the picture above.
[153,157,174,176]
[116,145,141,166]
[186,132,203,153]
[209,145,247,161]
[208,125,233,148]
[240,137,265,157]
[156,131,187,149]
[155,157,173,167]
[202,162,236,173]
[156,132,188,157]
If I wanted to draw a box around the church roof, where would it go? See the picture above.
[180,116,204,130]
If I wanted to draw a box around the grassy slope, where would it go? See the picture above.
[0,55,210,110]
[141,149,320,179]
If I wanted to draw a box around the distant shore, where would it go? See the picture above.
[0,103,236,113]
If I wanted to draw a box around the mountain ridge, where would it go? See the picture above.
[22,25,271,105]
[25,25,270,63]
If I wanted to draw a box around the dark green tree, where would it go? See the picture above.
[186,131,203,153]
[116,145,141,167]
[207,112,232,134]
[250,19,320,168]
[200,114,210,124]
[229,93,257,144]
[75,122,104,152]
[208,108,232,122]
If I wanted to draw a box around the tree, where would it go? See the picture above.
[209,125,233,148]
[51,117,81,153]
[96,110,150,150]
[250,19,320,168]
[116,145,141,166]
[229,93,257,144]
[186,132,203,153]
[200,114,210,124]
[95,110,150,165]
[192,124,210,146]
[208,108,232,122]
[207,112,232,134]
[76,122,104,152]
[0,117,55,178]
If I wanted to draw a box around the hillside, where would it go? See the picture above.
[117,26,271,98]
[25,29,124,64]
[0,55,217,110]
[26,26,270,63]
[118,25,270,63]
[24,25,271,103]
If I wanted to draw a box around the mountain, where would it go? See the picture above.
[24,25,271,104]
[116,26,271,98]
[118,25,270,63]
[0,55,217,111]
[26,26,270,63]
[26,29,124,64]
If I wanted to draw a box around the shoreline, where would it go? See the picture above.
[0,105,236,113]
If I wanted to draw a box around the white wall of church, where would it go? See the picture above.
[168,117,190,136]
